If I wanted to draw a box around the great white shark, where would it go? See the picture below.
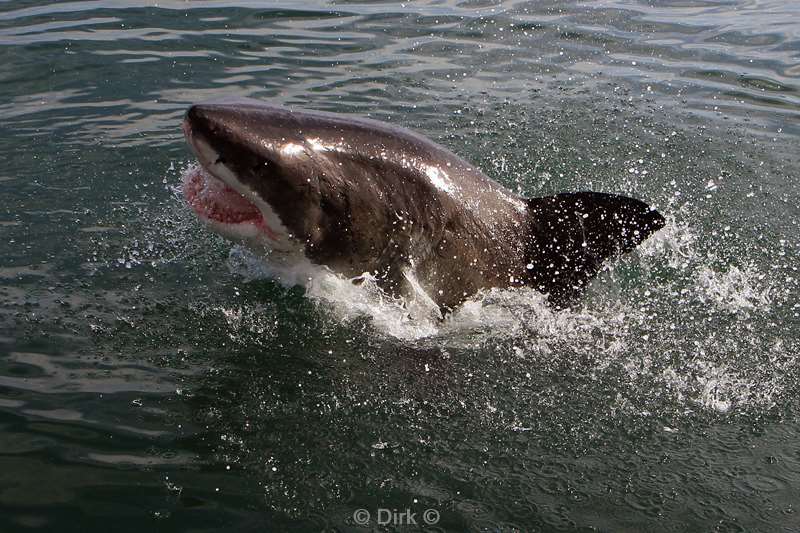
[182,98,665,312]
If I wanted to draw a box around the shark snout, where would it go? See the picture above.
[182,104,218,155]
[183,103,220,140]
[182,103,253,173]
[184,98,281,136]
[181,113,193,142]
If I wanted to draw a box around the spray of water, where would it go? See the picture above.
[94,163,795,418]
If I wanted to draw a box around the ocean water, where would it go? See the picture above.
[1,1,799,531]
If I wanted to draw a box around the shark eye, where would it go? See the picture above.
[214,155,226,165]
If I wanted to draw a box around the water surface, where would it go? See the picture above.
[1,1,799,531]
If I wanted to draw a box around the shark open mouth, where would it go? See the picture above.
[182,165,280,240]
[183,165,261,224]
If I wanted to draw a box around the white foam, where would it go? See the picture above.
[696,265,772,313]
[227,245,636,344]
[182,193,786,416]
[637,214,695,268]
[228,246,444,339]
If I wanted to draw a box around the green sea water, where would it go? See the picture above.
[1,1,800,531]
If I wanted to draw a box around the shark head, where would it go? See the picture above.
[181,98,466,280]
[182,99,333,257]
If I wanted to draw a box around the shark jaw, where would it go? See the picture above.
[182,125,298,255]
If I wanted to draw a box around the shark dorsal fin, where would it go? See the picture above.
[524,192,665,306]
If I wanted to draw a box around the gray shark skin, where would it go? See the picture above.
[182,98,665,311]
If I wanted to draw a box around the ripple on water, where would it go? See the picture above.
[1,0,800,531]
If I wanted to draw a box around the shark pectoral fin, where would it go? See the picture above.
[525,192,666,306]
